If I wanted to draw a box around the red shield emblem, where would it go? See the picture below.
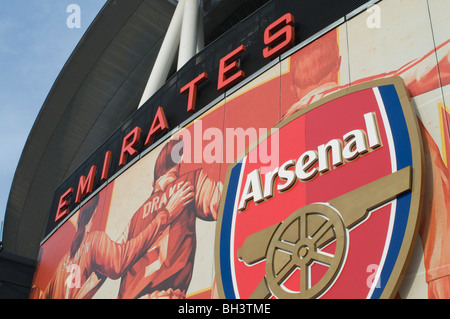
[215,78,423,299]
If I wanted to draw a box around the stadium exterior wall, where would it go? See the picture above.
[29,0,450,299]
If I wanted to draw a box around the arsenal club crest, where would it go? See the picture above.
[215,77,424,299]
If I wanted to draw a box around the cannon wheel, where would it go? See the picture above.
[265,203,347,299]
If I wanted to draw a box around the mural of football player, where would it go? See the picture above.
[117,138,222,299]
[38,182,194,299]
[282,28,450,299]
[283,30,450,119]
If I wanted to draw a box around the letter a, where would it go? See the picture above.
[238,169,264,211]
[366,5,381,29]
[66,4,81,29]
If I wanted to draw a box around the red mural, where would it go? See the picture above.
[30,21,450,299]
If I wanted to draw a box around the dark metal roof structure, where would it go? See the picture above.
[2,0,176,263]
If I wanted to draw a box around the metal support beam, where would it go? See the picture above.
[196,2,204,53]
[138,0,204,108]
[178,0,200,69]
[138,0,185,108]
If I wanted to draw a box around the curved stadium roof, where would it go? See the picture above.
[2,0,270,263]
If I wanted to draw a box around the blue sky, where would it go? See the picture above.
[0,1,107,238]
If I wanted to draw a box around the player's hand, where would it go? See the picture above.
[165,181,194,221]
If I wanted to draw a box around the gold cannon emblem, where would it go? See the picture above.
[237,167,412,299]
